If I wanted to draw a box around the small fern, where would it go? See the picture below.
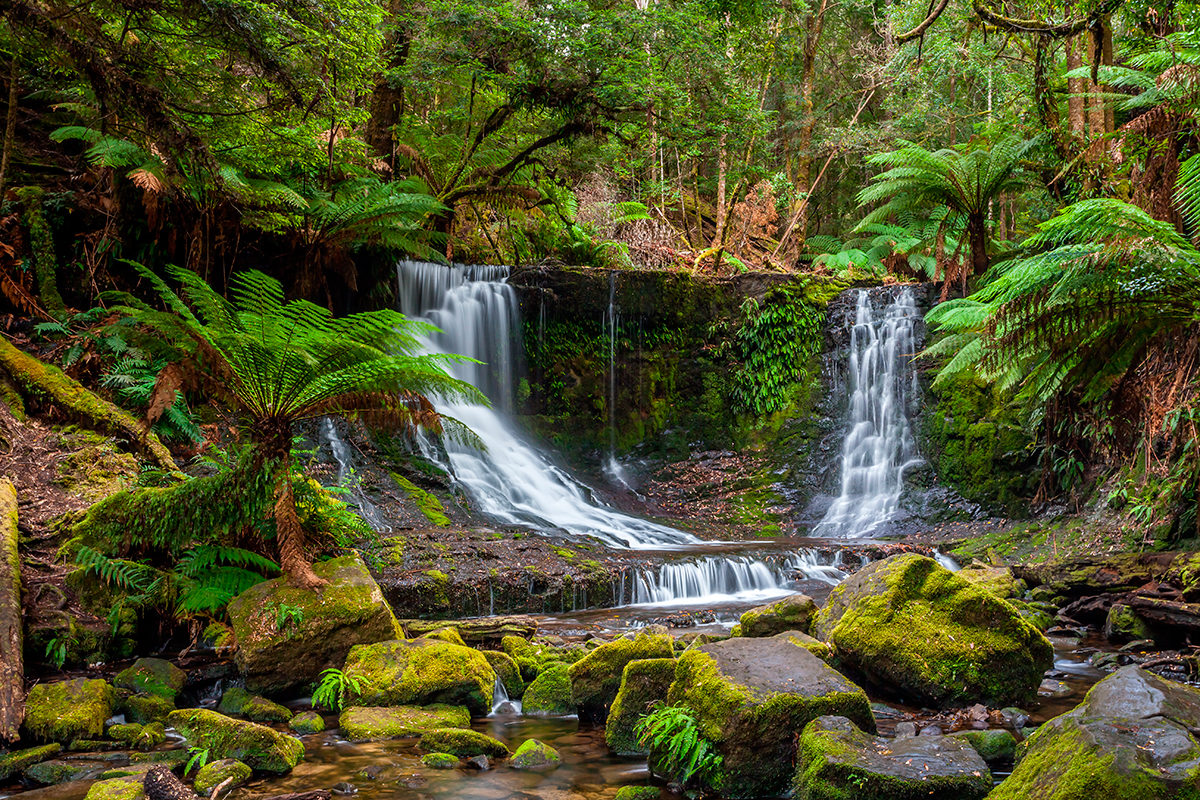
[312,668,364,712]
[635,703,724,786]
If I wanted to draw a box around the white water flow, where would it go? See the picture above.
[625,550,854,607]
[815,288,923,538]
[398,260,698,549]
[320,418,389,532]
[601,272,637,493]
[489,673,521,716]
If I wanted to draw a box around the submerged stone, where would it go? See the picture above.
[24,679,117,743]
[193,758,252,796]
[665,632,875,798]
[990,666,1200,800]
[417,728,510,758]
[288,711,325,735]
[509,738,561,771]
[734,594,818,638]
[569,630,673,719]
[227,555,402,695]
[167,708,304,773]
[341,638,495,717]
[338,705,470,741]
[606,658,676,755]
[812,554,1054,707]
[794,715,992,800]
[112,658,186,701]
[522,662,574,715]
[421,752,459,769]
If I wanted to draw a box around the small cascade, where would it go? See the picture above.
[933,550,960,571]
[319,418,389,532]
[625,550,852,607]
[398,260,698,549]
[489,673,520,716]
[815,288,923,538]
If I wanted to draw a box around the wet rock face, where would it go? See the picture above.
[227,555,402,695]
[813,553,1054,708]
[568,630,674,720]
[734,594,818,637]
[340,638,496,717]
[665,632,875,799]
[991,666,1200,800]
[794,715,992,800]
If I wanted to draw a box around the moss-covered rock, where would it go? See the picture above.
[241,695,293,724]
[24,679,117,743]
[216,687,252,716]
[288,711,325,735]
[122,693,175,725]
[418,728,510,758]
[193,758,252,796]
[1104,604,1153,644]
[420,627,467,646]
[341,638,495,717]
[401,617,537,646]
[606,658,676,755]
[113,658,186,701]
[481,650,525,698]
[23,758,102,785]
[421,752,459,769]
[569,630,673,718]
[522,663,574,716]
[735,594,818,638]
[957,565,1024,599]
[107,722,166,750]
[948,729,1017,766]
[338,705,471,742]
[812,554,1054,708]
[84,776,145,800]
[0,743,62,780]
[793,715,992,800]
[665,633,875,798]
[166,708,304,773]
[227,555,402,694]
[989,666,1200,800]
[510,738,560,771]
[614,788,660,800]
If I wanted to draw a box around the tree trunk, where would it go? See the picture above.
[0,57,18,203]
[0,479,21,743]
[967,212,988,279]
[273,454,326,590]
[790,0,828,249]
[1066,37,1086,142]
[714,130,728,247]
[363,2,411,170]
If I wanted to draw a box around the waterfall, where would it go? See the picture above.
[489,673,520,716]
[815,288,923,538]
[319,418,389,532]
[625,550,852,606]
[601,272,637,493]
[397,260,698,549]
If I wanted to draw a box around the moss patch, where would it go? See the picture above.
[113,659,186,701]
[510,738,561,771]
[193,758,252,796]
[342,638,495,716]
[421,752,459,769]
[24,678,117,743]
[522,662,574,716]
[569,630,674,718]
[736,594,817,637]
[166,708,304,773]
[606,658,676,755]
[390,474,450,526]
[288,711,325,735]
[0,744,62,780]
[84,776,145,800]
[338,705,470,741]
[482,650,525,698]
[418,728,509,758]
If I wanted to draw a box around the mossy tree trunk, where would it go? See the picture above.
[0,479,22,742]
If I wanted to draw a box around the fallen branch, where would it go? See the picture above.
[0,479,21,742]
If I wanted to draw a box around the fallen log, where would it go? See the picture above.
[1128,595,1200,631]
[0,479,21,742]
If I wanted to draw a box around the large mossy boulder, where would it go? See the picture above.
[665,632,875,798]
[166,708,304,773]
[227,555,401,694]
[812,554,1053,707]
[24,678,117,743]
[338,705,471,741]
[522,662,574,716]
[341,638,495,717]
[794,715,992,800]
[735,594,818,637]
[112,658,186,700]
[0,744,62,780]
[606,658,676,755]
[989,666,1200,800]
[482,650,525,698]
[417,728,510,758]
[568,630,673,719]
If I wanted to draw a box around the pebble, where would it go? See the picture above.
[331,782,357,795]
[466,755,490,771]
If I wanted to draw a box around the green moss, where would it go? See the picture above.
[241,695,293,723]
[217,687,252,715]
[482,650,525,698]
[0,744,62,780]
[16,187,65,314]
[956,566,1024,599]
[421,752,459,768]
[108,722,166,750]
[338,705,470,741]
[418,728,509,758]
[523,662,574,715]
[421,627,467,646]
[606,658,676,754]
[737,595,817,638]
[84,776,145,800]
[24,679,117,743]
[390,474,450,526]
[166,708,304,773]
[614,788,661,800]
[288,711,325,735]
[569,630,674,717]
[421,570,450,607]
[950,729,1018,765]
[341,638,495,716]
[510,738,561,771]
[193,758,252,795]
[113,658,186,700]
[122,693,174,725]
[23,758,99,785]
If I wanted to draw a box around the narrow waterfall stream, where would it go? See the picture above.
[624,550,852,606]
[398,260,698,549]
[815,288,923,538]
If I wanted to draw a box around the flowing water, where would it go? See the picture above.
[397,260,698,549]
[320,418,390,532]
[815,289,923,538]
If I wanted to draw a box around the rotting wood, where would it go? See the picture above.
[0,479,23,741]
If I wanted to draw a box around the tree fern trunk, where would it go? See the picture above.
[967,212,988,282]
[273,459,326,590]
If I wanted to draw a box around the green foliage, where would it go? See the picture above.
[635,703,724,785]
[44,636,68,670]
[312,668,365,712]
[185,747,209,777]
[730,287,826,415]
[273,603,305,631]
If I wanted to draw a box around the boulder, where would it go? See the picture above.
[417,728,510,758]
[193,759,252,796]
[216,687,253,715]
[24,679,117,743]
[0,743,62,780]
[606,658,676,755]
[813,554,1054,707]
[84,776,145,800]
[958,565,1024,599]
[569,630,674,718]
[338,705,470,741]
[989,666,1200,799]
[1104,603,1153,643]
[112,658,186,700]
[522,663,574,716]
[665,632,875,798]
[341,638,495,717]
[509,738,560,771]
[123,693,175,724]
[166,708,304,773]
[400,616,537,646]
[288,712,325,735]
[23,758,102,785]
[107,722,166,750]
[227,555,402,694]
[421,752,459,769]
[481,650,525,698]
[949,729,1017,766]
[794,715,991,800]
[735,594,818,637]
[419,627,467,646]
[241,696,293,723]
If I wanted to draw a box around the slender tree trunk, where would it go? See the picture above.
[269,447,326,591]
[714,130,728,246]
[0,57,19,203]
[364,2,411,171]
[1066,37,1086,142]
[0,479,22,742]
[791,0,828,250]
